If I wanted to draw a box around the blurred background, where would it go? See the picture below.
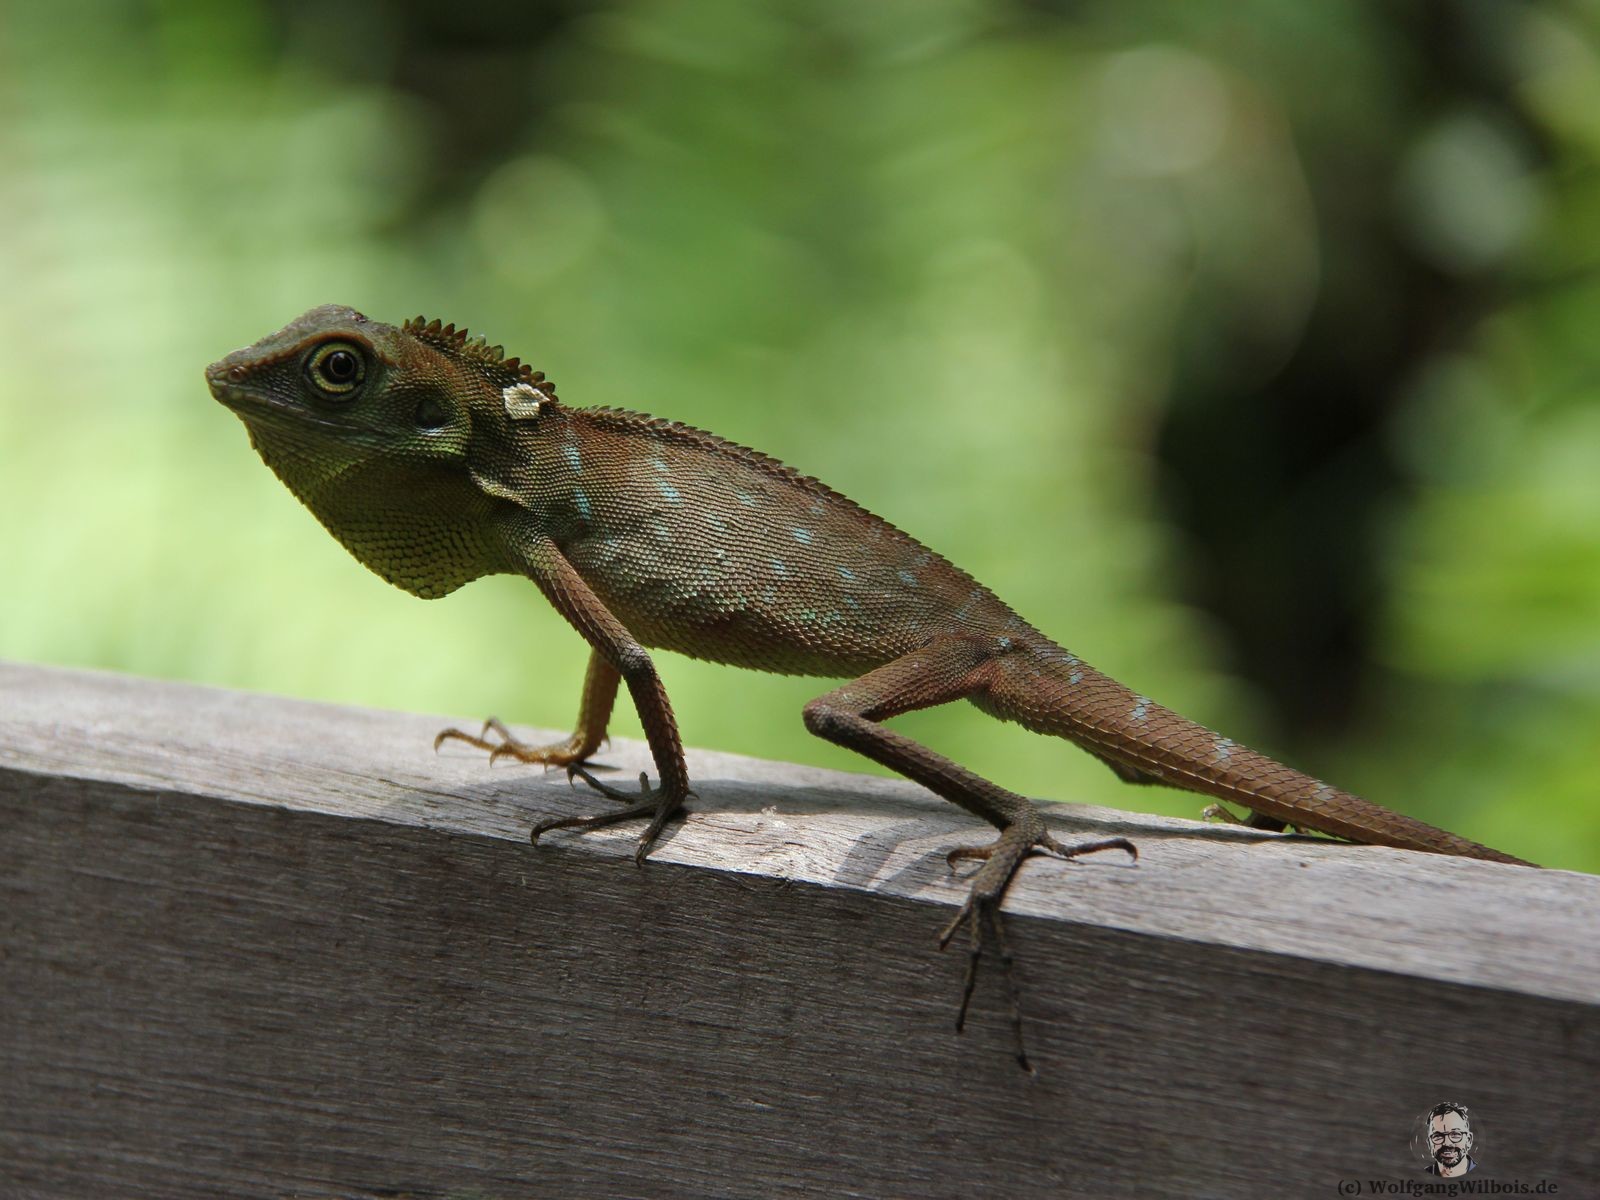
[2,0,1596,869]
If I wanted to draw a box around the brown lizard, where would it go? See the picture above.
[206,305,1534,1068]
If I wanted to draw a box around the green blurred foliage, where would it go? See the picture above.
[1,0,1595,870]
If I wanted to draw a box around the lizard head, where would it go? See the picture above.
[210,305,475,468]
[206,304,557,597]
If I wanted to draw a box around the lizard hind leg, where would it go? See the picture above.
[800,636,1136,1070]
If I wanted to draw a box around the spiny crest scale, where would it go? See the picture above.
[403,314,557,401]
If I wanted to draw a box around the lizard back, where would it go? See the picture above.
[506,405,1034,676]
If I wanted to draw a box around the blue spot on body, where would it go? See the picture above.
[792,527,813,545]
[897,570,918,588]
[1069,671,1083,685]
[1214,737,1234,762]
[843,595,861,610]
[996,636,1012,651]
[770,559,787,577]
[562,446,582,472]
[799,608,817,623]
[651,458,670,474]
[737,491,757,508]
[656,480,680,504]
[1313,783,1335,804]
[836,566,855,581]
[1131,697,1150,723]
[573,489,592,519]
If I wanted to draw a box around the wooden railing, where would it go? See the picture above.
[2,661,1596,1198]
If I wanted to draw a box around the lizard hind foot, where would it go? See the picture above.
[937,822,1136,1072]
[1201,802,1294,834]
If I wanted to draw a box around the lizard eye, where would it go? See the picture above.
[306,342,366,397]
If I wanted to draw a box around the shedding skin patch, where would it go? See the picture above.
[1069,670,1083,685]
[501,381,547,420]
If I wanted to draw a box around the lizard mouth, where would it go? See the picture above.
[205,361,379,436]
[206,375,368,436]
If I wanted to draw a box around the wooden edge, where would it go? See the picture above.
[2,659,1597,1005]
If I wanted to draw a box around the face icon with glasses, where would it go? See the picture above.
[1424,1104,1475,1177]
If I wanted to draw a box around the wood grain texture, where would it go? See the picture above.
[1,660,1596,1199]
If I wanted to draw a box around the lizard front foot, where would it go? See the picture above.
[529,766,695,865]
[433,716,601,768]
[940,818,1136,1072]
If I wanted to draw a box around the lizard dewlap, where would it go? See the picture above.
[208,306,1534,1069]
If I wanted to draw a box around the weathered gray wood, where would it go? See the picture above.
[1,661,1596,1199]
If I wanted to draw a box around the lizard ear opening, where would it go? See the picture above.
[414,395,449,429]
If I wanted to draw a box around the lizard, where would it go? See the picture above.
[206,304,1535,1068]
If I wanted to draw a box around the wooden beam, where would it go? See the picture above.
[2,661,1596,1198]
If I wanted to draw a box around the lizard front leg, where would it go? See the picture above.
[801,636,1135,1071]
[434,649,619,768]
[506,534,694,863]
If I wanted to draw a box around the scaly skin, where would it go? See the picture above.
[207,305,1534,1070]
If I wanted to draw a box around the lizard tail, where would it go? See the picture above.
[977,646,1533,866]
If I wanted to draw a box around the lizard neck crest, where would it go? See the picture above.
[402,315,559,404]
